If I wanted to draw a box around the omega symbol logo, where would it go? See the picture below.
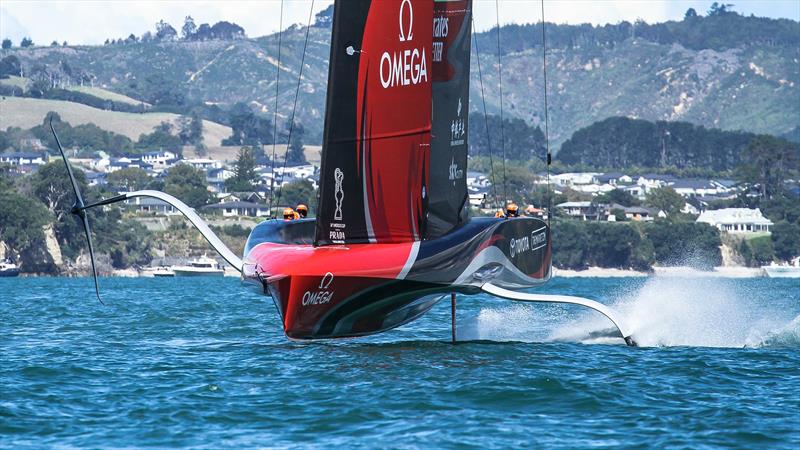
[320,272,334,289]
[399,0,414,42]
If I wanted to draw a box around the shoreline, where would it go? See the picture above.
[12,266,767,278]
[554,266,765,278]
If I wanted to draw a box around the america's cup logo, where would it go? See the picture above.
[398,0,414,42]
[334,168,344,221]
[380,0,428,89]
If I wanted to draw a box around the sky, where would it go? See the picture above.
[1,0,798,46]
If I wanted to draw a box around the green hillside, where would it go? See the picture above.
[2,7,797,146]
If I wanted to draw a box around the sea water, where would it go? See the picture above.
[1,276,798,448]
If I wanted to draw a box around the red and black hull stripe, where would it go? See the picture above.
[243,217,551,339]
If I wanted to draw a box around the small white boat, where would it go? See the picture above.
[142,266,175,277]
[762,257,800,278]
[0,259,20,277]
[171,256,225,277]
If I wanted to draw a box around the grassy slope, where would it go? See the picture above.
[66,85,151,107]
[0,97,231,146]
[0,75,30,89]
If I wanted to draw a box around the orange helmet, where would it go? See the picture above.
[283,207,295,220]
[506,202,519,217]
[296,204,308,218]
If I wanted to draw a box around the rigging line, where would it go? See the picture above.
[472,18,498,209]
[268,0,284,215]
[540,0,552,227]
[275,0,315,209]
[495,0,507,207]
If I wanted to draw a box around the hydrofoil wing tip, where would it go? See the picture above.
[480,282,637,347]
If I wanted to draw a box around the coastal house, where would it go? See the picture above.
[207,167,235,192]
[141,150,178,166]
[108,157,153,172]
[670,179,737,199]
[126,197,179,215]
[696,208,773,233]
[202,200,269,217]
[556,201,604,221]
[617,205,662,221]
[182,158,221,171]
[592,172,633,186]
[552,172,600,188]
[468,186,490,208]
[466,171,491,189]
[0,151,47,167]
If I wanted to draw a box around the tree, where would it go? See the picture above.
[137,121,182,154]
[20,37,33,48]
[0,191,49,257]
[107,167,151,191]
[708,2,734,16]
[645,186,684,216]
[285,122,308,166]
[225,146,259,192]
[182,16,197,40]
[30,161,91,258]
[595,188,640,207]
[684,8,698,19]
[209,21,245,40]
[771,221,800,261]
[0,55,21,78]
[645,221,722,268]
[178,112,203,146]
[155,20,178,41]
[223,102,273,146]
[552,219,588,269]
[279,179,316,211]
[738,135,799,200]
[195,23,212,40]
[740,236,774,267]
[1,38,11,49]
[164,164,212,208]
[50,40,59,47]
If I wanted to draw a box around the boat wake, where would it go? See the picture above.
[460,276,799,348]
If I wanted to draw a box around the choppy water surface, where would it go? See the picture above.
[1,276,798,448]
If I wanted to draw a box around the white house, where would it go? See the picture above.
[141,150,178,166]
[202,201,270,217]
[552,172,600,188]
[0,151,47,166]
[466,171,491,189]
[183,158,221,171]
[670,179,737,198]
[696,208,773,233]
[126,197,180,215]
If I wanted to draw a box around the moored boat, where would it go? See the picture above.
[141,266,175,277]
[0,259,20,277]
[171,256,224,277]
[762,257,800,278]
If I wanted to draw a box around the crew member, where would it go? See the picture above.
[506,202,519,218]
[283,207,296,220]
[494,209,506,218]
[296,204,308,218]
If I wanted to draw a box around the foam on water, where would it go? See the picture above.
[462,274,799,348]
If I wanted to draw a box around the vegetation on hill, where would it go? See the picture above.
[557,116,780,171]
[3,5,796,146]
